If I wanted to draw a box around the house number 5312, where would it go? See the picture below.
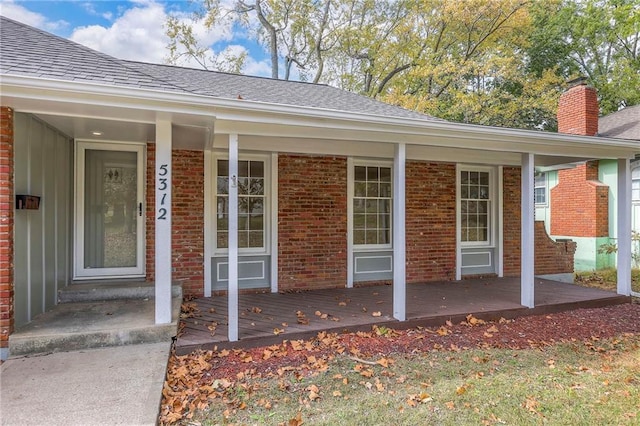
[157,164,169,220]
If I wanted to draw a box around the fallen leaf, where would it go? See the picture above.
[287,411,304,426]
[273,328,284,335]
[252,306,262,313]
[372,311,382,317]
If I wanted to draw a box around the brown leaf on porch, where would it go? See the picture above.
[338,301,347,306]
[207,322,218,336]
[273,328,284,335]
[209,307,216,313]
[372,311,382,317]
[296,310,310,325]
[251,306,263,313]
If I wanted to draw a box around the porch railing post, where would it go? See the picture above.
[393,143,406,321]
[617,158,632,296]
[521,153,535,308]
[228,134,239,341]
[155,118,172,324]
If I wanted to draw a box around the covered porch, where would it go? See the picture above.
[175,277,630,355]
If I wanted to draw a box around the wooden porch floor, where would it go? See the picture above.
[176,277,630,355]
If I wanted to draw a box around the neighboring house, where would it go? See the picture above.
[0,17,637,359]
[535,82,640,271]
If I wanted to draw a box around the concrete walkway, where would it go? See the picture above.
[0,342,171,425]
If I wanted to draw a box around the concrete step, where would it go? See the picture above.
[58,281,182,303]
[9,295,181,357]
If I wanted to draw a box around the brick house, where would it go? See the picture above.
[535,80,640,271]
[0,17,637,358]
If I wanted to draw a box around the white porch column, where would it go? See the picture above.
[393,143,406,321]
[155,118,172,324]
[617,158,632,296]
[228,134,239,341]
[521,153,535,308]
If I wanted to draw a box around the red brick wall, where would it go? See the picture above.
[550,162,609,237]
[146,144,204,297]
[0,107,14,349]
[278,155,347,290]
[557,83,599,136]
[503,167,521,276]
[406,161,456,282]
[535,221,576,275]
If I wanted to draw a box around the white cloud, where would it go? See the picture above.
[69,1,168,63]
[69,0,237,65]
[0,0,68,32]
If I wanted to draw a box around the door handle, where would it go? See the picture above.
[138,202,143,217]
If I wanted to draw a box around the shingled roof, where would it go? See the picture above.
[598,105,640,141]
[0,15,436,121]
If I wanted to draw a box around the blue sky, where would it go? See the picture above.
[0,0,272,76]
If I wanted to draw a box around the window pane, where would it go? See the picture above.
[469,172,479,184]
[461,186,468,199]
[469,186,478,199]
[378,230,390,245]
[217,177,229,194]
[380,167,391,182]
[366,231,378,245]
[238,215,248,230]
[238,231,248,248]
[217,197,228,215]
[367,182,379,197]
[378,199,390,213]
[237,177,249,195]
[480,172,488,185]
[354,199,365,213]
[365,200,377,214]
[353,230,365,245]
[249,178,264,195]
[379,182,391,197]
[217,160,228,177]
[366,214,377,228]
[479,186,489,199]
[355,166,366,181]
[367,167,379,180]
[354,182,366,197]
[217,231,228,249]
[249,214,263,231]
[217,215,228,231]
[250,161,264,178]
[238,197,248,214]
[354,214,365,229]
[249,231,263,248]
[238,161,249,178]
[379,213,391,229]
[460,171,469,184]
[249,198,263,214]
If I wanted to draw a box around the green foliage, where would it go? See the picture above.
[165,0,639,129]
[598,231,640,268]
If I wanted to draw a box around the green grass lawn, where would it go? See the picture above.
[187,335,640,426]
[575,268,640,293]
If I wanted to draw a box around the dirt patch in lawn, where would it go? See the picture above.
[160,302,640,424]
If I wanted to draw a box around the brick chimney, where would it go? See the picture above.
[557,77,599,136]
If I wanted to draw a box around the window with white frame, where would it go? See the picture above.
[216,159,265,250]
[460,170,491,243]
[353,165,392,246]
[534,172,547,205]
[632,167,640,201]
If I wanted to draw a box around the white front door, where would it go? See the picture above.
[74,142,145,279]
